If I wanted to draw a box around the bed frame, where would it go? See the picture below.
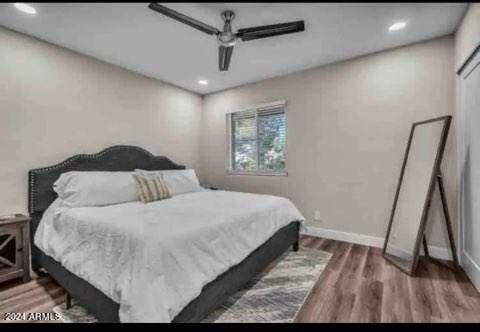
[28,145,300,322]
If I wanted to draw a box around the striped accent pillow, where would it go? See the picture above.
[132,174,171,203]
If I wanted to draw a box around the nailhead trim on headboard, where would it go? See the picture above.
[28,145,185,214]
[28,145,185,271]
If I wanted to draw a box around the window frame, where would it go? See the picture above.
[226,100,288,176]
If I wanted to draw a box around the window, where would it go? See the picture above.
[227,100,287,175]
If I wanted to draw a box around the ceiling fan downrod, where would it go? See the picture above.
[218,10,236,47]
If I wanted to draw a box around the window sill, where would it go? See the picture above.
[226,170,288,177]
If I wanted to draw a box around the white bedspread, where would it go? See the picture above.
[34,190,304,322]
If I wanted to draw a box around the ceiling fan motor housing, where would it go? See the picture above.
[218,10,237,47]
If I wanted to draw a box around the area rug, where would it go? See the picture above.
[53,247,331,323]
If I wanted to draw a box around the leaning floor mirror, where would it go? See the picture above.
[383,115,458,275]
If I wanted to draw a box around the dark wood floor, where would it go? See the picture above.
[0,274,65,323]
[296,235,480,322]
[1,235,479,323]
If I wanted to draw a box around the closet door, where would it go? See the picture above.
[460,50,480,289]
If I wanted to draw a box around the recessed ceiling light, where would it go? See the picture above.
[14,3,37,15]
[198,80,208,85]
[388,21,406,32]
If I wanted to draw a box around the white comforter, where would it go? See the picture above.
[34,190,304,322]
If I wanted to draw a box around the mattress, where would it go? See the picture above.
[34,190,304,322]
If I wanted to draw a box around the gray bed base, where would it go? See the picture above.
[28,145,300,322]
[34,221,299,322]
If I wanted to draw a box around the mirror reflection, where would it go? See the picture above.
[384,118,448,273]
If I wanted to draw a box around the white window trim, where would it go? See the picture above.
[226,170,288,176]
[226,99,288,176]
[225,99,287,114]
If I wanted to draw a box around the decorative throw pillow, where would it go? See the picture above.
[135,169,204,196]
[132,174,171,203]
[53,171,138,208]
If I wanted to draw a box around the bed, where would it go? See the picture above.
[28,145,302,322]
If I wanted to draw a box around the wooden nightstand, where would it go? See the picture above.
[0,214,31,284]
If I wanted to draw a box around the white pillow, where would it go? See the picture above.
[54,171,138,208]
[135,169,203,196]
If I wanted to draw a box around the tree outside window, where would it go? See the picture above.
[227,102,286,175]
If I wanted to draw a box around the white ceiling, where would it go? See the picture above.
[0,3,468,94]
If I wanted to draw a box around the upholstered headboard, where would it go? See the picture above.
[28,145,184,268]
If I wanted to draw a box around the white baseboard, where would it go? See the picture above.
[301,225,452,261]
[428,244,453,261]
[461,251,480,292]
[301,224,384,248]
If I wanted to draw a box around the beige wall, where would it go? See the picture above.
[200,36,456,247]
[0,25,458,249]
[455,3,480,70]
[0,27,202,215]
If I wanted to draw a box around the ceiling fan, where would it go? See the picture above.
[148,3,305,71]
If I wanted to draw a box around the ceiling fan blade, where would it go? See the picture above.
[219,46,234,71]
[236,20,305,41]
[148,3,220,36]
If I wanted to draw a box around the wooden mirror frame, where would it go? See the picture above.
[383,115,454,275]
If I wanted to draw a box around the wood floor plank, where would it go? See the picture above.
[451,265,480,305]
[312,244,368,322]
[424,259,480,322]
[362,247,384,280]
[299,235,315,248]
[295,240,353,322]
[381,260,414,322]
[350,246,385,322]
[351,279,383,322]
[1,296,66,324]
[0,281,59,311]
[407,259,446,322]
[0,285,65,317]
[0,277,51,301]
[315,238,336,252]
[303,236,324,253]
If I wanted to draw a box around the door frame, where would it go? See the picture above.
[456,46,480,291]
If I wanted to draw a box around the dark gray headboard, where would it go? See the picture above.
[28,145,184,247]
